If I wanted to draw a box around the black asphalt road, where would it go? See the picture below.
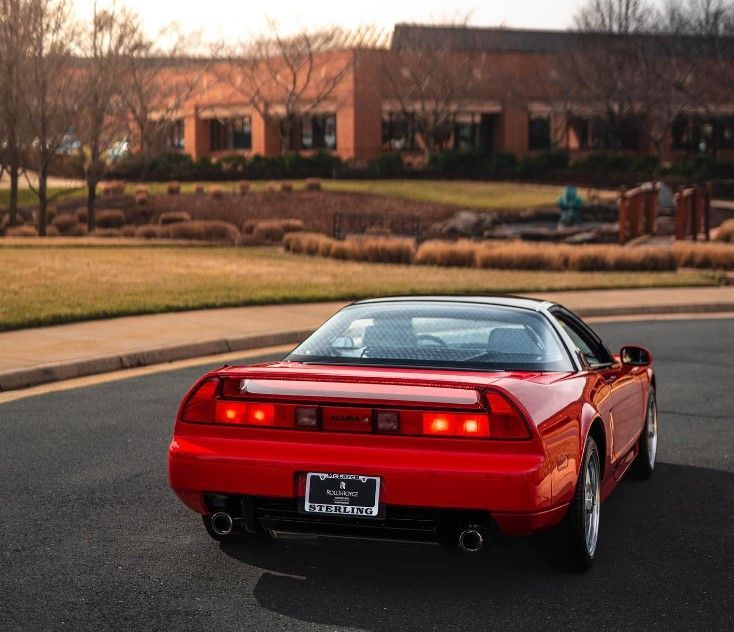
[1,319,732,631]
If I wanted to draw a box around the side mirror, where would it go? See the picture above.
[620,345,652,367]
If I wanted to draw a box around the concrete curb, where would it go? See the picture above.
[0,329,313,393]
[1,304,733,394]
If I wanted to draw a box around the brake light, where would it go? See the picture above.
[215,402,275,426]
[487,391,531,439]
[422,413,489,437]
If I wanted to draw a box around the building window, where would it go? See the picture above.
[453,113,483,149]
[382,112,418,150]
[210,116,252,151]
[674,114,734,152]
[567,116,639,151]
[301,113,337,150]
[528,115,551,150]
[168,119,185,151]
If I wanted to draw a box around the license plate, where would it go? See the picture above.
[304,472,381,518]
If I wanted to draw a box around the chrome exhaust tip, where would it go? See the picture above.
[458,528,484,553]
[210,512,234,536]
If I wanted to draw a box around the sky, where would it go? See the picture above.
[72,0,586,42]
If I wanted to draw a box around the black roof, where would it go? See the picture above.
[391,23,734,57]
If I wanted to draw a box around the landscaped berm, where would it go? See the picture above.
[1,179,733,330]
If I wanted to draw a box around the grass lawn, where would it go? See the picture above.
[1,180,595,213]
[0,187,85,209]
[0,244,720,331]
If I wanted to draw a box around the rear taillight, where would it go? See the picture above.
[422,413,490,437]
[486,391,531,439]
[180,379,531,439]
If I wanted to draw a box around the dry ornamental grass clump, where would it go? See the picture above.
[93,228,122,238]
[135,225,171,239]
[283,231,334,256]
[304,178,322,191]
[5,225,38,237]
[120,225,137,238]
[166,181,181,195]
[210,186,224,199]
[415,240,479,267]
[167,220,240,243]
[51,213,79,235]
[673,242,734,269]
[159,211,192,225]
[96,210,126,229]
[238,181,250,195]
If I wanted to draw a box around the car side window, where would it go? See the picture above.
[551,310,613,368]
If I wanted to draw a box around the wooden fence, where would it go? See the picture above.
[673,184,711,242]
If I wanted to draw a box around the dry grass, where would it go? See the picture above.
[51,214,78,234]
[673,242,734,269]
[415,239,479,267]
[0,244,717,330]
[134,225,171,239]
[166,181,181,195]
[238,181,250,195]
[167,220,240,243]
[96,210,126,229]
[159,211,192,225]
[5,225,37,237]
[716,219,734,243]
[93,228,122,238]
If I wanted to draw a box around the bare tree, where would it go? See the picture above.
[20,0,79,236]
[118,28,208,157]
[382,23,480,160]
[220,22,366,153]
[575,0,656,33]
[0,0,29,227]
[75,1,145,232]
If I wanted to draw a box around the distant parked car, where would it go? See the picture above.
[169,296,658,571]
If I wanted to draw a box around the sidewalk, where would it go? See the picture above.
[1,286,733,392]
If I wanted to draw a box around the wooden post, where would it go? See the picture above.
[690,185,699,241]
[643,187,657,235]
[674,187,687,240]
[703,182,712,241]
[629,188,643,241]
[618,187,628,244]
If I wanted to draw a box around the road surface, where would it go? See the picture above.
[1,318,732,631]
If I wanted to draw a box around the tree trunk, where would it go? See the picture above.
[86,179,97,233]
[9,162,19,227]
[38,162,48,237]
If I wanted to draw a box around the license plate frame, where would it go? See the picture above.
[303,472,381,519]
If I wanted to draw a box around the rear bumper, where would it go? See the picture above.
[168,429,568,536]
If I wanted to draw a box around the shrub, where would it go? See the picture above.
[475,241,570,271]
[280,181,293,192]
[75,208,88,223]
[6,225,38,237]
[134,225,171,239]
[251,219,305,243]
[168,220,240,243]
[120,225,137,237]
[194,184,205,194]
[415,240,479,267]
[134,185,149,196]
[52,213,79,234]
[238,181,250,195]
[127,206,153,225]
[166,181,181,195]
[369,153,404,177]
[99,180,126,196]
[135,192,149,206]
[266,181,278,192]
[283,231,334,256]
[159,211,192,225]
[46,225,60,237]
[96,210,126,229]
[93,228,122,238]
[210,185,224,198]
[353,236,416,264]
[0,214,9,235]
[304,178,321,191]
[716,219,734,243]
[673,242,734,269]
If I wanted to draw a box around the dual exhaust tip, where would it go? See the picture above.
[211,512,243,536]
[211,511,485,552]
[458,527,485,553]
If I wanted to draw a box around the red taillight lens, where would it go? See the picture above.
[181,379,219,422]
[422,413,489,437]
[487,391,531,439]
[214,402,275,426]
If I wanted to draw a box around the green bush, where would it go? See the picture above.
[368,153,404,177]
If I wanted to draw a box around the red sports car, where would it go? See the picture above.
[168,296,658,571]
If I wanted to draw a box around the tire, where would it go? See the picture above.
[559,436,601,572]
[631,386,658,479]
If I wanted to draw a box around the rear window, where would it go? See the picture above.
[286,302,573,371]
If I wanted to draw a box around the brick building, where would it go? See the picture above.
[164,24,734,163]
